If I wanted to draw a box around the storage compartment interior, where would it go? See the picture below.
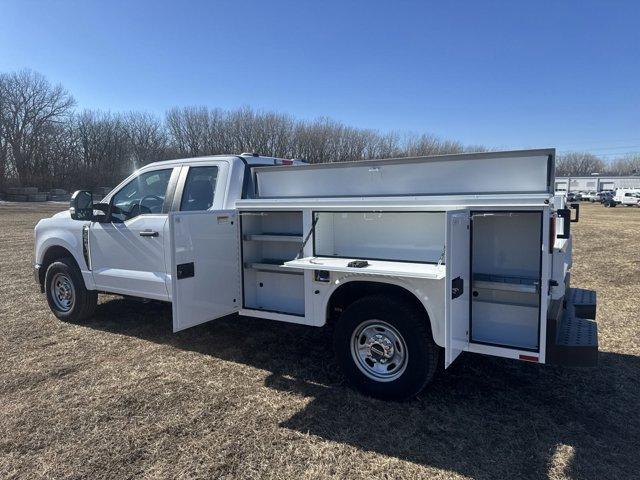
[314,211,446,263]
[241,211,305,315]
[471,211,542,350]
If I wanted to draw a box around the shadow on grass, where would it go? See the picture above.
[85,298,640,479]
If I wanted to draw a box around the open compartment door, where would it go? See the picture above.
[445,210,471,367]
[170,210,241,332]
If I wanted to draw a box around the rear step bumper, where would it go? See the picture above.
[546,288,598,367]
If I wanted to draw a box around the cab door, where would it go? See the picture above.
[444,209,471,367]
[170,210,241,332]
[89,167,178,301]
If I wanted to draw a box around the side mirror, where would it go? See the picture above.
[93,202,110,223]
[70,190,94,221]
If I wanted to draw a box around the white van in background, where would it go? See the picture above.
[606,189,640,207]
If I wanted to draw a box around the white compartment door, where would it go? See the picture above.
[445,210,471,367]
[170,210,241,332]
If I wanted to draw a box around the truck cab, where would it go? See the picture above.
[34,154,303,303]
[34,149,598,400]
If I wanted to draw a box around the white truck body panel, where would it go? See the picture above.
[170,209,241,331]
[255,150,553,198]
[444,210,471,367]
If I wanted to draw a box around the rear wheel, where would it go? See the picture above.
[333,294,440,401]
[45,257,97,322]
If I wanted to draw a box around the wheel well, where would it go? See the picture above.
[326,281,430,329]
[38,246,79,290]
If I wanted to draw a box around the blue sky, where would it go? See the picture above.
[1,0,639,157]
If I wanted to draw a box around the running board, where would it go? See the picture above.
[547,288,598,367]
[568,287,597,320]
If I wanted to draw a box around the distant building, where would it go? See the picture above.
[555,175,640,192]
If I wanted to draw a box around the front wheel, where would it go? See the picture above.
[45,257,97,322]
[333,295,440,401]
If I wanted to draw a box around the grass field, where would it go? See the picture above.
[1,202,639,479]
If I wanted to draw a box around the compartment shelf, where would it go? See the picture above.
[244,260,304,275]
[284,256,446,279]
[243,233,303,243]
[240,210,306,317]
[472,273,539,294]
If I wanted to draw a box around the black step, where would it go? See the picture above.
[548,305,598,367]
[568,287,597,320]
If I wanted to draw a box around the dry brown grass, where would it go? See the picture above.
[0,202,639,479]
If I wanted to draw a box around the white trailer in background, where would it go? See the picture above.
[35,149,598,400]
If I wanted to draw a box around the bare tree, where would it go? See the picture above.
[124,112,168,169]
[165,106,211,157]
[0,69,494,192]
[75,110,129,188]
[0,77,9,190]
[556,152,606,176]
[609,154,640,176]
[403,133,464,157]
[0,70,75,185]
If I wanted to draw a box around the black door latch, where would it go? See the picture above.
[177,262,194,279]
[451,277,464,299]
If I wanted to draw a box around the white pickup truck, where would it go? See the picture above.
[605,188,640,207]
[34,150,598,400]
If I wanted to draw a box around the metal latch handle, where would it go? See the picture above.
[451,277,464,299]
[570,203,580,223]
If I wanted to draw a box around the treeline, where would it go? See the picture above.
[0,70,484,192]
[1,69,637,192]
[555,151,640,177]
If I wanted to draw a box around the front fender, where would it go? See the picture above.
[35,217,95,290]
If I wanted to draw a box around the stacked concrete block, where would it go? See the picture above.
[5,187,38,201]
[6,193,29,202]
[28,193,49,202]
[48,193,71,202]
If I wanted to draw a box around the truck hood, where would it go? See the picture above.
[52,209,72,219]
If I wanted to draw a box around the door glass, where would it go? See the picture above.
[111,169,173,221]
[180,166,219,211]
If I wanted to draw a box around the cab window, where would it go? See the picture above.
[111,169,173,221]
[180,166,218,211]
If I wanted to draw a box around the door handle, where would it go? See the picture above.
[139,230,159,237]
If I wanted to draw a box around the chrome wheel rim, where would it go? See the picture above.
[350,320,408,382]
[51,273,75,312]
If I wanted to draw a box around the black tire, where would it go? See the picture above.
[333,294,440,401]
[44,257,97,322]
